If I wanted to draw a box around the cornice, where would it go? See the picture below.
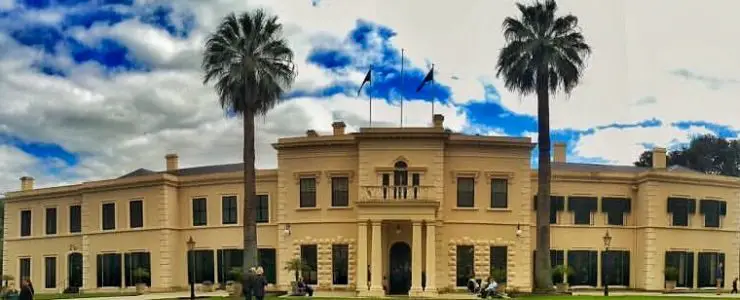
[272,135,356,150]
[635,171,740,188]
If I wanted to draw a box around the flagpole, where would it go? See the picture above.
[431,64,435,119]
[369,66,373,127]
[400,48,404,127]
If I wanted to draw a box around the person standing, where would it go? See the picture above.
[253,266,268,300]
[19,278,34,300]
[717,262,724,295]
[243,267,256,300]
[731,277,738,294]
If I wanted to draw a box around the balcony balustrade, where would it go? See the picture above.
[360,185,434,202]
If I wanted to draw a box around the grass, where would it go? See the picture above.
[156,297,728,300]
[34,292,139,299]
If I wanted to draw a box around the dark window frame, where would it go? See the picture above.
[19,257,31,281]
[124,252,151,287]
[456,177,475,208]
[456,245,475,287]
[188,249,215,284]
[96,253,122,287]
[69,205,81,233]
[667,197,696,227]
[256,195,269,223]
[101,203,116,231]
[533,195,565,224]
[300,244,318,284]
[567,250,598,286]
[221,196,238,225]
[665,251,694,288]
[700,199,726,228]
[299,177,317,208]
[332,244,349,285]
[568,197,598,225]
[698,252,725,288]
[44,256,57,289]
[192,198,208,226]
[489,246,507,283]
[45,207,57,235]
[601,250,630,286]
[20,210,32,237]
[601,197,631,226]
[331,177,350,207]
[129,200,144,228]
[490,178,508,208]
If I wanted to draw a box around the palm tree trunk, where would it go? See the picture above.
[534,69,554,292]
[243,108,258,272]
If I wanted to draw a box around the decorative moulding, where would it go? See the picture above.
[450,170,480,183]
[293,171,322,184]
[484,171,515,181]
[325,170,355,182]
[374,166,428,173]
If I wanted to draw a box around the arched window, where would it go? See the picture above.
[393,161,408,199]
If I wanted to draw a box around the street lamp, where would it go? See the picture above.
[603,230,612,296]
[187,236,196,300]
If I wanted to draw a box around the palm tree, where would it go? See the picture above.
[202,9,296,273]
[495,0,590,292]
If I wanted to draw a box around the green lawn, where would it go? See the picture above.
[34,292,139,299]
[156,297,727,300]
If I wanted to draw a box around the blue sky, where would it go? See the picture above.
[0,0,739,192]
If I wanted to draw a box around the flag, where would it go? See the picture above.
[357,68,371,96]
[416,66,434,92]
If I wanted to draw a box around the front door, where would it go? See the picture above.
[68,252,83,289]
[389,242,412,294]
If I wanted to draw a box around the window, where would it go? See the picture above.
[256,195,269,223]
[44,257,56,288]
[69,205,81,233]
[331,177,349,207]
[489,246,507,283]
[124,252,151,287]
[567,250,598,286]
[68,253,83,288]
[411,173,420,199]
[533,195,565,224]
[667,197,696,227]
[20,210,31,237]
[332,244,349,285]
[192,198,207,226]
[601,251,629,286]
[568,196,597,225]
[258,248,277,284]
[382,174,390,199]
[665,251,694,288]
[700,199,727,228]
[45,207,57,235]
[393,161,409,199]
[96,253,122,287]
[456,178,475,207]
[19,258,31,281]
[300,245,318,284]
[102,203,116,230]
[222,196,237,225]
[188,250,215,283]
[299,178,317,208]
[217,249,243,283]
[456,245,474,287]
[129,200,143,228]
[490,179,508,208]
[698,252,725,288]
[601,198,631,226]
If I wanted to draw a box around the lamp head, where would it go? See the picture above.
[186,236,196,250]
[284,224,291,235]
[515,223,522,237]
[603,230,612,248]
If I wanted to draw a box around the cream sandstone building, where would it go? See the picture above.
[3,114,739,296]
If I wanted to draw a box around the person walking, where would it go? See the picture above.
[19,278,34,300]
[717,262,724,295]
[732,277,738,294]
[253,266,268,300]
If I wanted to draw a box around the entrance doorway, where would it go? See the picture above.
[68,252,83,289]
[388,242,412,294]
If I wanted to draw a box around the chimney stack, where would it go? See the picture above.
[433,114,444,129]
[553,142,567,163]
[332,121,346,135]
[165,153,179,171]
[20,176,34,191]
[652,147,667,169]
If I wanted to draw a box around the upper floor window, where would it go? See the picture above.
[45,207,57,235]
[601,197,631,226]
[331,177,349,207]
[533,195,565,224]
[490,179,508,208]
[568,196,597,225]
[69,205,81,233]
[667,197,696,227]
[299,178,317,208]
[700,199,727,228]
[129,200,143,228]
[257,195,269,223]
[101,203,115,231]
[20,210,31,237]
[221,196,237,225]
[456,177,475,208]
[192,198,207,226]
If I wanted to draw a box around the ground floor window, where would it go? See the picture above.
[601,251,629,286]
[44,257,56,289]
[188,250,215,284]
[489,246,507,283]
[96,253,122,287]
[217,249,243,283]
[19,258,31,282]
[124,252,151,287]
[258,248,277,284]
[698,252,724,288]
[532,250,565,283]
[567,250,597,286]
[68,253,83,288]
[665,251,693,288]
[456,245,474,287]
[332,244,349,285]
[300,245,318,284]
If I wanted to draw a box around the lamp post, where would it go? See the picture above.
[187,236,196,300]
[603,230,612,296]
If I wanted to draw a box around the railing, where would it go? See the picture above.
[360,185,434,201]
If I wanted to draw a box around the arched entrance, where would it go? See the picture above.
[68,252,83,289]
[388,242,412,295]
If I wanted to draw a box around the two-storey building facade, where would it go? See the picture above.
[2,114,739,296]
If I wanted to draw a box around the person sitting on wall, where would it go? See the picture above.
[481,276,498,299]
[467,276,480,293]
[296,277,313,297]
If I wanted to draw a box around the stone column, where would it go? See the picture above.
[356,221,368,295]
[409,221,423,296]
[368,220,384,296]
[424,222,438,296]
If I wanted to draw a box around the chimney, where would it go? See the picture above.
[332,121,346,135]
[306,130,319,137]
[553,142,567,163]
[20,176,34,191]
[433,114,444,129]
[165,153,179,171]
[652,147,667,169]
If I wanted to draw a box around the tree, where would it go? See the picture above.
[202,9,296,273]
[495,0,591,292]
[634,134,740,176]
